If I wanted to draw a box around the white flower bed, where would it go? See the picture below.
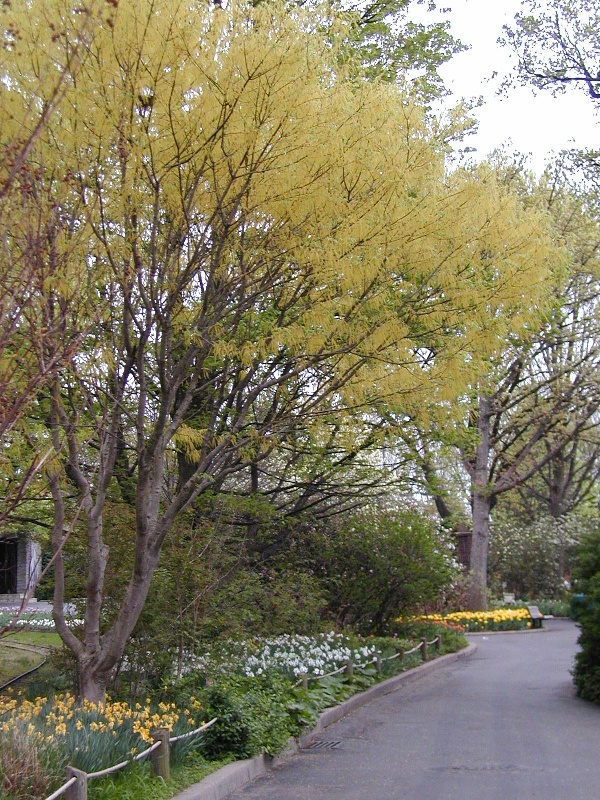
[189,632,379,679]
[0,610,80,628]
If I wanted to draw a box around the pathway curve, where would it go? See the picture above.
[223,619,600,800]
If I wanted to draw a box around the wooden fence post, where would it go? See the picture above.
[375,654,382,676]
[345,659,354,678]
[151,728,171,781]
[300,673,308,690]
[420,639,429,662]
[435,636,442,653]
[65,767,87,800]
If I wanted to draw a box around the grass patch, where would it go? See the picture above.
[0,643,45,685]
[0,632,64,690]
[87,754,234,800]
[3,631,62,648]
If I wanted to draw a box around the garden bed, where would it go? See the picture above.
[410,607,533,632]
[0,626,467,800]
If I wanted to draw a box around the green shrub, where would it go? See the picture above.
[315,510,457,634]
[437,624,469,653]
[572,528,600,703]
[200,673,297,758]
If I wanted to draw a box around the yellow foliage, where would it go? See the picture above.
[0,0,564,470]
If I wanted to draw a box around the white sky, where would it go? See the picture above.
[418,0,599,173]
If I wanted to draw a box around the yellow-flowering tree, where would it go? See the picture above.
[0,1,115,534]
[1,0,560,700]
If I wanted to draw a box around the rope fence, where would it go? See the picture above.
[44,717,218,800]
[295,635,441,688]
[86,740,162,779]
[44,777,77,800]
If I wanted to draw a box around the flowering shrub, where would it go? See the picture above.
[488,513,585,599]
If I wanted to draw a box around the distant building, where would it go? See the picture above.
[0,532,41,602]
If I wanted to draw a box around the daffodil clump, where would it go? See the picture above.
[190,632,379,679]
[410,608,532,632]
[0,692,205,777]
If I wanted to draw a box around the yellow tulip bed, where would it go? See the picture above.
[411,607,532,632]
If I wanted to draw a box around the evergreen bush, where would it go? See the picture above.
[572,528,600,703]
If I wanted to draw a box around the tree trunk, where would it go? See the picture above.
[78,658,111,705]
[469,488,491,610]
[466,394,493,611]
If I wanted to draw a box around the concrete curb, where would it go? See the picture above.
[172,643,477,800]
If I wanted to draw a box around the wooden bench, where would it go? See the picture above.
[528,605,544,629]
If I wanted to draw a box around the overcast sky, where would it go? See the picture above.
[419,0,599,173]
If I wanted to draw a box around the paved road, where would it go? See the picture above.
[225,620,600,800]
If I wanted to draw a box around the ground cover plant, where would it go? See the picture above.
[85,757,234,800]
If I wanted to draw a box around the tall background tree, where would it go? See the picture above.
[502,0,600,100]
[394,154,600,609]
[0,2,118,637]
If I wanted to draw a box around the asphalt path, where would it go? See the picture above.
[224,620,600,800]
